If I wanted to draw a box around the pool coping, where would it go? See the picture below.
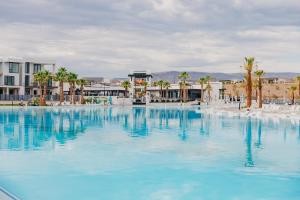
[0,186,20,200]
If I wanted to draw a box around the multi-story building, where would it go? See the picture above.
[0,58,56,95]
[128,70,152,104]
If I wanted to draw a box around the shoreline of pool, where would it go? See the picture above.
[0,186,20,200]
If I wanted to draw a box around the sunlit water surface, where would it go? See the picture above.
[0,106,300,200]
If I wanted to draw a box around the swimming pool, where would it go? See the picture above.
[0,106,299,200]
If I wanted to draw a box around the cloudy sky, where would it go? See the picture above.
[0,0,299,77]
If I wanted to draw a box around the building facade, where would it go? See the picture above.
[128,71,152,104]
[0,58,56,95]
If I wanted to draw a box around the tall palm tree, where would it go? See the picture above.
[252,80,258,102]
[179,81,184,101]
[67,72,78,104]
[178,72,190,102]
[163,81,171,99]
[41,70,52,106]
[197,77,207,102]
[206,83,212,101]
[254,70,265,108]
[55,67,68,105]
[34,71,44,106]
[290,86,297,105]
[205,76,212,101]
[296,76,300,96]
[244,57,255,108]
[156,80,165,100]
[142,81,148,96]
[76,79,87,104]
[121,80,131,97]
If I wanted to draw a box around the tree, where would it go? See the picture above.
[290,86,297,105]
[76,79,87,104]
[205,76,212,101]
[296,76,300,96]
[33,71,44,106]
[41,70,52,106]
[252,80,258,102]
[54,67,68,105]
[121,80,131,97]
[197,77,207,102]
[206,83,212,101]
[244,57,255,108]
[67,72,78,104]
[142,81,148,96]
[254,70,265,108]
[156,80,165,100]
[163,81,171,99]
[178,72,190,102]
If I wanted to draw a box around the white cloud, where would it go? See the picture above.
[0,0,299,76]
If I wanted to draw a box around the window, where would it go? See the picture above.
[4,76,15,86]
[9,62,20,73]
[33,64,42,73]
[47,79,52,87]
[25,62,30,73]
[25,75,30,87]
[25,88,30,95]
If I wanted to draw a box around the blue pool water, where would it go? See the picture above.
[0,106,300,200]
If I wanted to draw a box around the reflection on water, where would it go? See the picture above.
[245,118,254,167]
[0,106,299,167]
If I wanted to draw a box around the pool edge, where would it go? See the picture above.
[0,186,20,200]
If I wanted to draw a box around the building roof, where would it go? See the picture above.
[0,57,55,65]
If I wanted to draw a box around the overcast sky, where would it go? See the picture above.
[0,0,299,77]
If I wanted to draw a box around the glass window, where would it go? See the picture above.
[47,79,52,87]
[9,62,20,73]
[25,62,30,73]
[4,76,15,86]
[25,75,30,87]
[33,64,42,73]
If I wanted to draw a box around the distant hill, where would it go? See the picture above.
[151,71,300,83]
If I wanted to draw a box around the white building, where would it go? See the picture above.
[0,57,56,95]
[128,70,152,104]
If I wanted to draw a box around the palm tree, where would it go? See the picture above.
[76,79,87,104]
[142,81,148,96]
[244,57,255,108]
[252,80,258,102]
[197,77,207,102]
[34,71,44,106]
[156,80,165,100]
[178,72,190,102]
[41,70,52,106]
[67,72,78,104]
[163,81,171,99]
[206,83,212,101]
[290,86,297,105]
[121,80,131,97]
[254,70,265,108]
[296,76,300,96]
[179,81,183,101]
[205,76,212,101]
[54,67,68,105]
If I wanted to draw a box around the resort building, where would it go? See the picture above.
[128,71,153,104]
[70,70,224,104]
[0,57,56,96]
